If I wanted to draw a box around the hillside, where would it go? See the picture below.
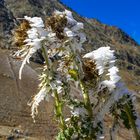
[0,0,140,139]
[1,0,140,91]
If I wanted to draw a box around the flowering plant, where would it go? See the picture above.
[13,10,140,140]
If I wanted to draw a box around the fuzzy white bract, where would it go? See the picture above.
[24,16,44,28]
[19,47,38,79]
[30,87,47,121]
[102,66,121,91]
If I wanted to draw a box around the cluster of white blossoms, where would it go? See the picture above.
[16,10,121,119]
[16,10,86,79]
[15,10,86,119]
[14,10,140,139]
[83,46,121,91]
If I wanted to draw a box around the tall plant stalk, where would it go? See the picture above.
[80,81,93,118]
[54,90,66,130]
[42,45,66,131]
[69,44,93,119]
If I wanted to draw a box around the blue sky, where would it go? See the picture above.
[60,0,140,44]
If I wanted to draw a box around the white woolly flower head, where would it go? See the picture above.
[83,46,121,91]
[83,46,115,75]
[54,9,86,43]
[54,9,77,25]
[18,16,48,79]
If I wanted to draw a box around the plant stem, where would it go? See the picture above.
[54,90,66,130]
[69,43,93,139]
[42,45,66,130]
[124,103,140,140]
[69,43,93,119]
[42,45,50,68]
[80,81,93,119]
[80,81,93,140]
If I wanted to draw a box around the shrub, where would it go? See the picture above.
[13,10,140,140]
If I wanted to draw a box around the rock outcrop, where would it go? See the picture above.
[0,49,57,139]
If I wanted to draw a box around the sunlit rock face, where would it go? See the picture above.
[0,49,57,139]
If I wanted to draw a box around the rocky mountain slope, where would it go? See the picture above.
[0,0,140,139]
[1,0,140,91]
[0,0,14,48]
